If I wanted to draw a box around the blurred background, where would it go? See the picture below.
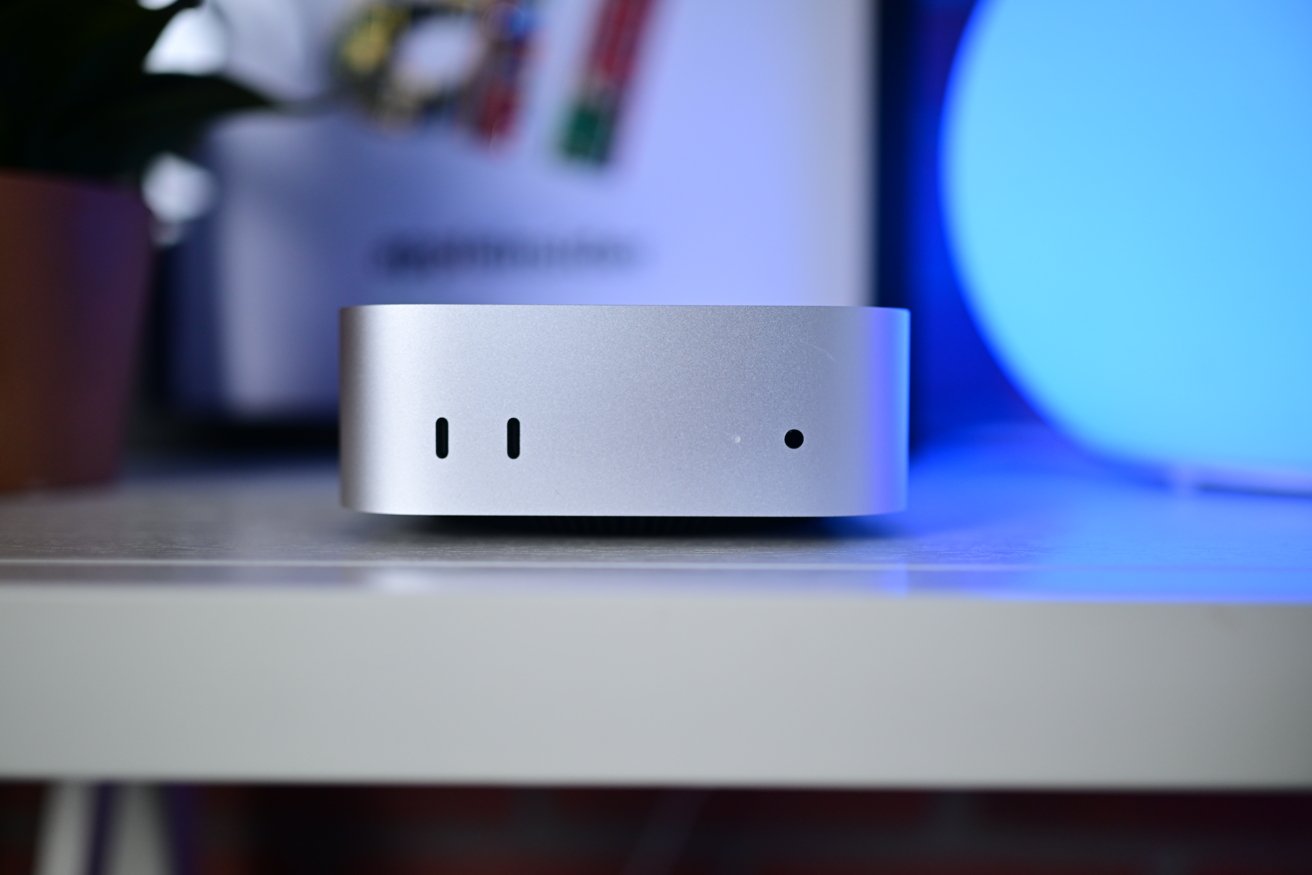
[2,0,1311,871]
[4,784,1312,874]
[122,0,1037,460]
[136,0,1312,484]
[5,0,1308,480]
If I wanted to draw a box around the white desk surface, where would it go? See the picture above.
[1,427,1309,789]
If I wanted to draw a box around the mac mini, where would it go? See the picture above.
[341,304,909,518]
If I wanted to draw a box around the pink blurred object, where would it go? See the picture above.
[0,171,151,491]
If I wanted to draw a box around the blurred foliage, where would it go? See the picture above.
[0,0,271,184]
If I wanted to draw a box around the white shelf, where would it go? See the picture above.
[1,428,1310,788]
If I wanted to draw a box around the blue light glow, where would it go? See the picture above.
[941,0,1312,489]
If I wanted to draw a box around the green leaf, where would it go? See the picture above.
[0,0,275,182]
[37,73,273,182]
[6,1,202,143]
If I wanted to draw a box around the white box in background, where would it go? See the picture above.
[173,0,876,417]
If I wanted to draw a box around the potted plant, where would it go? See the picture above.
[0,0,268,491]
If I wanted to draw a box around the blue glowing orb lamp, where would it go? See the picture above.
[941,0,1312,491]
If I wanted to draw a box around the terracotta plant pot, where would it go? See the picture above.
[0,171,152,491]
